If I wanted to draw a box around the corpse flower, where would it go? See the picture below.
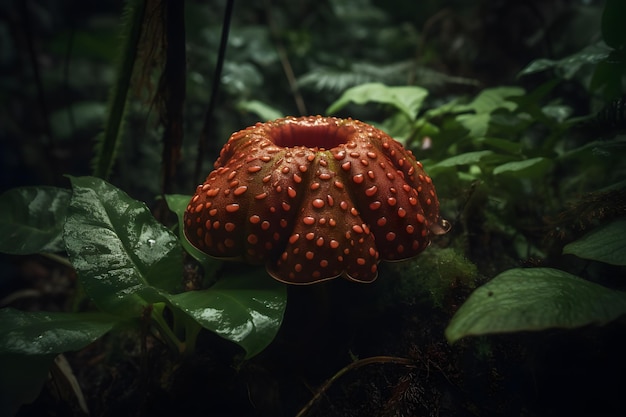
[184,116,447,284]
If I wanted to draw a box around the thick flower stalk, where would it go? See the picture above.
[184,116,445,284]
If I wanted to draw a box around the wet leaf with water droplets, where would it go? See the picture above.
[168,267,286,358]
[64,176,182,316]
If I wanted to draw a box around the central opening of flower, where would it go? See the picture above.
[270,120,354,149]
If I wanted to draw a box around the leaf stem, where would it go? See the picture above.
[151,304,185,354]
[41,252,74,269]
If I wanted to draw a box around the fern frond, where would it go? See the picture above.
[298,60,478,93]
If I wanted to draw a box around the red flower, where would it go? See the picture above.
[184,116,446,284]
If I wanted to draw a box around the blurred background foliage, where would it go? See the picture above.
[0,0,607,204]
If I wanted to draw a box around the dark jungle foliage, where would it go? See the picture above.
[0,1,624,416]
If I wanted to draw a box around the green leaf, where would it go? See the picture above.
[327,83,428,119]
[430,150,494,170]
[475,137,522,154]
[0,187,70,254]
[518,43,612,79]
[64,176,182,316]
[563,219,626,266]
[379,112,416,144]
[492,157,552,178]
[168,269,287,358]
[423,97,463,119]
[0,308,118,416]
[461,87,524,114]
[236,100,284,121]
[456,113,491,138]
[518,58,560,77]
[445,268,626,343]
[541,104,573,123]
[0,308,118,355]
[453,87,524,137]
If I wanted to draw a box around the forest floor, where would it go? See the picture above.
[5,251,626,417]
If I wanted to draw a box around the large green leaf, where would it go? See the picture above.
[327,83,428,119]
[446,268,626,343]
[0,308,118,355]
[563,219,626,266]
[168,269,287,358]
[0,187,70,254]
[64,176,182,316]
[0,308,118,416]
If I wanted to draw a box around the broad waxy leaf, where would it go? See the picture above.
[0,308,118,355]
[0,187,70,254]
[168,269,287,358]
[0,308,118,416]
[327,82,428,119]
[446,268,626,343]
[563,219,626,266]
[64,176,182,316]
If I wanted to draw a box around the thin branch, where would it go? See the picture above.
[264,0,307,116]
[194,0,235,184]
[63,16,77,137]
[159,0,186,195]
[295,356,416,417]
